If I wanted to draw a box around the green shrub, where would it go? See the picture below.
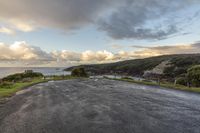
[0,82,13,88]
[176,77,188,86]
[187,65,200,87]
[2,72,43,82]
[71,68,88,77]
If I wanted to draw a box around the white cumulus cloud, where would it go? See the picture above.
[0,41,200,67]
[81,50,114,61]
[0,41,52,61]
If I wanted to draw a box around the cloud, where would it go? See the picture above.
[81,50,114,61]
[98,0,200,40]
[131,45,151,49]
[0,27,15,35]
[0,41,200,66]
[0,41,117,66]
[8,20,35,32]
[51,50,81,62]
[111,44,124,50]
[0,41,52,61]
[0,0,199,40]
[128,43,200,58]
[110,42,200,60]
[0,0,118,32]
[0,20,35,33]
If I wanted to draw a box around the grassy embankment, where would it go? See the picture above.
[0,75,76,99]
[108,77,200,93]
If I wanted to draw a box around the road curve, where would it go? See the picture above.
[0,79,200,133]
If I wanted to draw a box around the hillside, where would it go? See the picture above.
[65,54,200,79]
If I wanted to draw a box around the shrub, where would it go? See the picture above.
[187,65,200,87]
[0,82,13,88]
[2,72,43,82]
[71,68,88,77]
[176,77,188,86]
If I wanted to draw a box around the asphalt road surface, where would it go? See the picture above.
[0,79,200,133]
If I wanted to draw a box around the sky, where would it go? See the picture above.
[0,0,200,67]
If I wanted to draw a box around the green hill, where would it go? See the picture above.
[65,54,200,80]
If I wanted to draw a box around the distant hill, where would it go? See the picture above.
[65,54,200,80]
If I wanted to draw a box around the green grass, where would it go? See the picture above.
[0,78,47,98]
[49,75,77,80]
[108,77,200,93]
[0,75,78,99]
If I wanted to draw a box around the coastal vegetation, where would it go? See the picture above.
[0,78,47,99]
[187,65,200,87]
[0,70,76,99]
[1,54,200,100]
[66,54,200,88]
[71,67,88,77]
[106,77,200,93]
[2,70,43,82]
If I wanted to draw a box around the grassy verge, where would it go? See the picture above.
[49,75,77,81]
[0,78,47,99]
[107,77,200,93]
[0,75,77,99]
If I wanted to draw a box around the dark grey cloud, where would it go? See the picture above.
[98,0,200,40]
[0,0,199,40]
[0,0,119,30]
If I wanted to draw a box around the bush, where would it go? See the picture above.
[2,72,43,82]
[187,65,200,87]
[71,68,88,77]
[176,77,188,86]
[0,82,13,88]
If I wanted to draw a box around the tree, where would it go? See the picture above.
[71,68,88,77]
[187,65,200,87]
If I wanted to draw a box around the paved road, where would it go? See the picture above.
[0,79,200,133]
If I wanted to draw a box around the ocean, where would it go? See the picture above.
[0,67,71,79]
